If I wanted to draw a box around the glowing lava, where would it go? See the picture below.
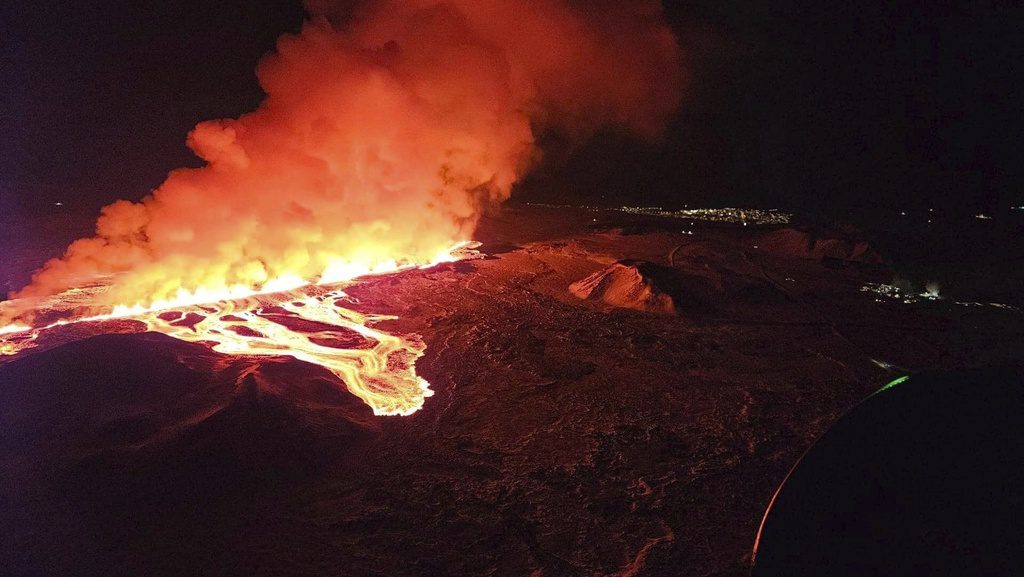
[140,289,431,416]
[0,243,477,416]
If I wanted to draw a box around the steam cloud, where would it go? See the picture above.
[5,0,682,322]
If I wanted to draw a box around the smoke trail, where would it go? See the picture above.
[4,0,682,322]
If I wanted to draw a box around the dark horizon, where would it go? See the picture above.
[3,0,1022,218]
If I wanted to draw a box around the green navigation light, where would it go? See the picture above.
[877,375,910,393]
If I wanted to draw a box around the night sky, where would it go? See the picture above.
[2,0,1022,218]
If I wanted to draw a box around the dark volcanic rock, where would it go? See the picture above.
[759,228,884,264]
[2,206,1022,577]
[0,333,376,577]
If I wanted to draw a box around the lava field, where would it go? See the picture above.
[2,205,1022,577]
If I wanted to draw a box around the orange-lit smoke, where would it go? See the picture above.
[3,0,682,323]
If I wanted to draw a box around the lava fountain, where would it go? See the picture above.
[0,0,683,415]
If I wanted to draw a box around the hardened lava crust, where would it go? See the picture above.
[2,205,1022,577]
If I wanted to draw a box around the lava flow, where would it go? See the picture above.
[0,243,477,416]
[141,288,431,416]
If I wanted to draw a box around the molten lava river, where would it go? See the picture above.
[0,243,478,416]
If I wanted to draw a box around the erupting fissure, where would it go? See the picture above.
[0,0,683,415]
[0,244,474,415]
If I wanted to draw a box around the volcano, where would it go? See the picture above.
[3,205,1022,577]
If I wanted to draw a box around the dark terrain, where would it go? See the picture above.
[2,205,1022,576]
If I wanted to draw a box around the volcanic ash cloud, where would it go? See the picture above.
[4,0,683,323]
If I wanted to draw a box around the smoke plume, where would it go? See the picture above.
[5,0,682,322]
